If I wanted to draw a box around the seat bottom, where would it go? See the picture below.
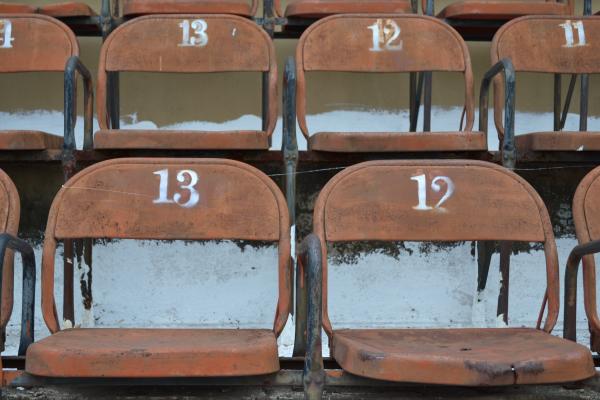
[94,130,270,150]
[0,2,96,17]
[308,131,487,152]
[332,328,594,386]
[516,132,600,152]
[0,131,62,150]
[438,0,570,20]
[26,328,280,378]
[39,2,97,17]
[285,0,412,18]
[123,0,254,17]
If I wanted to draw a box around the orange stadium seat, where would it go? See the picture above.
[492,16,600,156]
[299,160,595,398]
[25,158,291,379]
[295,14,486,153]
[94,15,277,150]
[0,15,80,150]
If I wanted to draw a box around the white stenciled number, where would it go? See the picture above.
[368,19,402,52]
[153,169,200,208]
[410,174,455,211]
[179,19,208,47]
[0,19,14,49]
[560,20,587,48]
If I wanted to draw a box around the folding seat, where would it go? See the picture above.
[0,170,35,386]
[292,14,489,154]
[23,158,291,380]
[93,15,276,151]
[298,160,594,398]
[492,16,600,157]
[122,0,258,18]
[0,14,91,151]
[565,165,600,353]
[425,0,573,40]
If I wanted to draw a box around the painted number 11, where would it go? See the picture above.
[410,174,455,211]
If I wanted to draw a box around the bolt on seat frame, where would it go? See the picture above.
[22,157,291,381]
[298,159,594,399]
[0,170,36,387]
[565,166,600,353]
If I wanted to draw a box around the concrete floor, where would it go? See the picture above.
[5,383,600,400]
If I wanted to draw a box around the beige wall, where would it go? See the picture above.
[1,0,599,127]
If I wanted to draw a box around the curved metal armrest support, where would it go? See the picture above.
[563,239,600,342]
[64,55,94,153]
[0,233,36,356]
[479,58,515,169]
[282,57,298,161]
[299,234,324,399]
[424,0,434,15]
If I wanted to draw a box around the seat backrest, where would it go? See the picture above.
[313,160,558,335]
[572,166,600,342]
[97,14,277,135]
[41,158,290,335]
[492,16,600,134]
[0,169,20,333]
[296,14,475,138]
[0,14,78,72]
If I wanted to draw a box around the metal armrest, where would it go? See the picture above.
[282,57,298,219]
[64,55,94,153]
[479,58,516,169]
[0,233,36,356]
[299,234,324,399]
[563,239,600,342]
[424,0,434,15]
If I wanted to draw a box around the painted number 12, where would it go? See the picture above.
[153,169,200,208]
[411,174,455,211]
[368,19,402,52]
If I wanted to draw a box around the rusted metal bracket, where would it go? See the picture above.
[564,239,600,342]
[0,233,36,357]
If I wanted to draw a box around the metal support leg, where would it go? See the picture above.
[476,241,494,292]
[283,57,304,357]
[560,75,577,130]
[497,241,511,324]
[409,73,417,132]
[580,74,589,132]
[423,71,432,132]
[553,74,561,131]
[301,234,324,400]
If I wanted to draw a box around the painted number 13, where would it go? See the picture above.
[179,19,208,47]
[411,174,454,211]
[153,169,200,208]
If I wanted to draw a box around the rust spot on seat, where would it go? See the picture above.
[464,360,513,381]
[358,350,385,362]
